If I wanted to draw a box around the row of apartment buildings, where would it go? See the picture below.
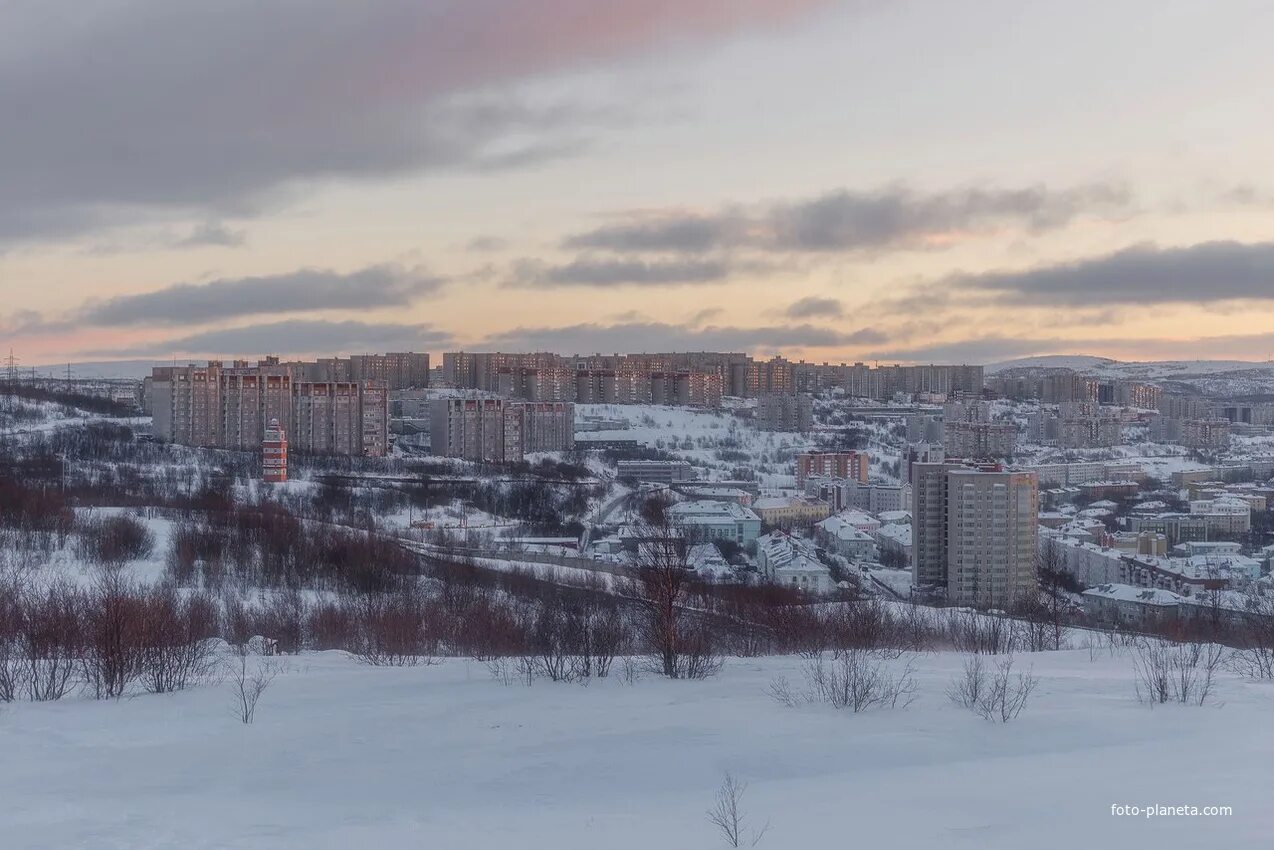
[442,352,984,405]
[149,358,390,456]
[987,368,1162,409]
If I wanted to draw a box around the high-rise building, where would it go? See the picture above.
[756,393,813,432]
[912,463,1039,607]
[430,398,574,462]
[943,421,1018,459]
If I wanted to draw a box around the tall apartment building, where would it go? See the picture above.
[1181,418,1231,450]
[150,361,389,456]
[944,421,1018,459]
[746,356,796,396]
[912,463,1039,607]
[796,451,869,487]
[756,393,813,432]
[429,398,574,462]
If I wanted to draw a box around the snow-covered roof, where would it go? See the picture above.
[1082,583,1183,607]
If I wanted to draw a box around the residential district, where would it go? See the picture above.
[33,350,1274,625]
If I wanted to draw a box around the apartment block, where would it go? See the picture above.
[756,393,813,432]
[912,463,1039,607]
[796,451,869,486]
[150,361,388,457]
[429,398,574,463]
[943,421,1018,460]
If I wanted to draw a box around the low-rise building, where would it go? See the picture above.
[616,459,695,484]
[814,514,879,561]
[756,532,833,593]
[667,500,762,546]
[752,496,832,529]
[1082,584,1183,627]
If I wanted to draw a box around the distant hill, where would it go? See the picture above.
[988,355,1274,397]
[985,355,1117,374]
[31,359,167,380]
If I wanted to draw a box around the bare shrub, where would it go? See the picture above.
[0,574,27,702]
[352,589,438,667]
[75,514,155,567]
[1229,592,1274,680]
[786,650,918,713]
[949,655,1037,722]
[945,609,1015,655]
[227,652,281,724]
[22,582,82,701]
[79,572,146,699]
[707,773,769,848]
[1133,638,1227,706]
[676,621,725,681]
[139,587,219,694]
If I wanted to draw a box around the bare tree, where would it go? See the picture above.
[707,773,769,848]
[632,495,693,679]
[227,652,281,724]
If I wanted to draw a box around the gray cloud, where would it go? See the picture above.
[480,320,884,353]
[559,182,1131,256]
[0,0,835,244]
[867,336,1082,364]
[510,256,734,287]
[176,221,247,248]
[98,319,454,358]
[786,296,843,318]
[78,264,444,327]
[953,240,1274,305]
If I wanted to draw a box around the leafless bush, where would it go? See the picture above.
[944,610,1016,655]
[707,773,769,848]
[0,573,27,702]
[352,590,438,667]
[1133,638,1227,706]
[948,655,1037,722]
[79,572,146,699]
[1228,593,1274,680]
[777,650,917,713]
[675,622,725,681]
[21,582,82,701]
[227,652,282,724]
[139,587,220,694]
[74,514,155,567]
[619,654,642,685]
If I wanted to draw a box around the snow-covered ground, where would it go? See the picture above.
[3,648,1270,849]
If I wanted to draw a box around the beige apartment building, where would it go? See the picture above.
[912,463,1039,607]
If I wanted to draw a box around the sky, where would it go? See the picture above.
[3,0,1274,370]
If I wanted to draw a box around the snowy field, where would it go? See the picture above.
[3,648,1271,849]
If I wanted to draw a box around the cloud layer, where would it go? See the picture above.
[0,0,834,243]
[954,240,1274,305]
[101,319,454,358]
[561,182,1131,256]
[79,265,444,327]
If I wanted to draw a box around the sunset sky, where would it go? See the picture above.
[4,0,1274,369]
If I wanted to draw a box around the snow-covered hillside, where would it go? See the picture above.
[2,649,1268,849]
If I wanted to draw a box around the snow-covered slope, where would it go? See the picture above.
[2,649,1268,849]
